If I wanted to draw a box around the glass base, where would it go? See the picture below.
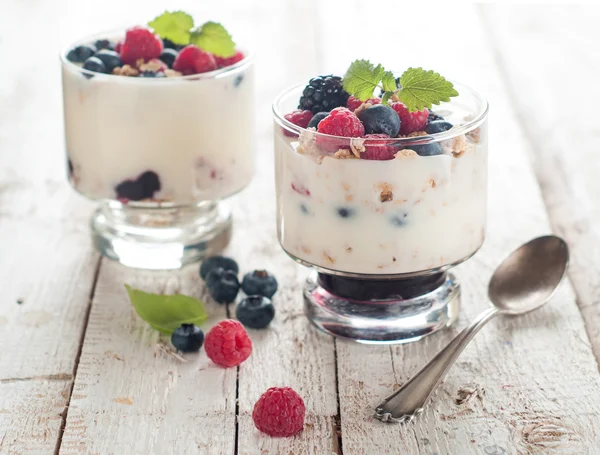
[91,201,232,269]
[303,271,460,344]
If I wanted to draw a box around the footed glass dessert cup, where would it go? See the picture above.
[61,31,255,269]
[273,82,488,343]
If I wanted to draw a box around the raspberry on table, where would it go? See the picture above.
[252,387,306,437]
[215,50,245,68]
[173,45,218,75]
[283,110,314,137]
[119,27,163,65]
[346,95,381,112]
[204,320,252,367]
[391,102,429,136]
[361,134,396,160]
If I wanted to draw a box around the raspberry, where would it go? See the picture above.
[119,27,163,65]
[173,45,218,75]
[316,107,365,152]
[283,110,313,137]
[346,96,381,112]
[114,41,122,53]
[391,102,429,136]
[361,134,396,160]
[252,387,305,437]
[204,320,252,367]
[215,50,245,68]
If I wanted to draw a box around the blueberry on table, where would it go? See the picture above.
[171,324,204,352]
[200,256,239,279]
[357,104,401,137]
[241,270,278,298]
[307,112,328,129]
[139,71,166,78]
[66,44,97,63]
[159,48,179,68]
[425,120,453,135]
[206,267,240,304]
[82,56,107,74]
[236,295,275,329]
[94,49,122,72]
[94,39,115,51]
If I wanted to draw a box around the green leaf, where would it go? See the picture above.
[397,67,459,112]
[381,91,393,105]
[381,71,397,92]
[125,284,208,334]
[190,21,236,57]
[342,59,386,101]
[148,11,194,45]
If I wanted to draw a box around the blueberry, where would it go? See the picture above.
[82,56,107,74]
[200,255,239,279]
[337,207,355,219]
[206,268,240,304]
[171,324,204,352]
[115,180,144,200]
[234,74,244,87]
[427,110,445,124]
[94,49,121,72]
[137,171,161,196]
[241,270,278,298]
[307,112,328,129]
[357,104,401,137]
[139,71,166,78]
[409,137,442,157]
[424,120,453,135]
[163,38,184,50]
[159,48,178,68]
[300,203,310,215]
[390,212,409,227]
[236,296,275,329]
[94,39,115,51]
[66,44,97,63]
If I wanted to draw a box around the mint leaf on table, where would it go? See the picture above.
[125,285,208,334]
[342,59,386,101]
[148,11,194,45]
[190,22,236,57]
[396,67,458,112]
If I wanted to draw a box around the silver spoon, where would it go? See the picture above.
[374,235,569,423]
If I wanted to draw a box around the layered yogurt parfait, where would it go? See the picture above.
[61,11,255,269]
[273,60,488,343]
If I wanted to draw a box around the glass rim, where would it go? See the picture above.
[59,28,254,82]
[272,80,489,144]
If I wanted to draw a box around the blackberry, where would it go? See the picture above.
[298,75,349,114]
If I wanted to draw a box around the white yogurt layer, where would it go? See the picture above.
[274,124,487,275]
[62,59,255,203]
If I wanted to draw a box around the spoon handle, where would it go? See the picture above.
[375,307,499,422]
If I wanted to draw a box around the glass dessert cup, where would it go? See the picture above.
[273,83,488,343]
[61,32,255,269]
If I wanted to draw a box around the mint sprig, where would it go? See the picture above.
[342,60,458,112]
[125,284,208,334]
[148,11,236,57]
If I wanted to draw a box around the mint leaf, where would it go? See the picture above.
[381,71,397,92]
[190,21,235,57]
[125,284,208,334]
[342,59,386,101]
[149,11,194,45]
[397,67,458,112]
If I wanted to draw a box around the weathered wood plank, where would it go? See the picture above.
[316,2,600,454]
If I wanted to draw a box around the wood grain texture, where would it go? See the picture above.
[480,4,600,364]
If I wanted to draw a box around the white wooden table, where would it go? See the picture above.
[2,2,600,454]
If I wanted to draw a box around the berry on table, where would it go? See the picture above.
[358,104,401,137]
[171,324,204,352]
[424,120,453,134]
[94,39,115,51]
[215,50,245,68]
[391,102,429,135]
[241,270,278,298]
[94,49,122,72]
[173,45,218,75]
[362,134,396,160]
[204,319,252,367]
[252,387,305,437]
[307,112,328,129]
[346,95,381,112]
[159,48,178,68]
[119,26,163,65]
[298,75,349,114]
[236,295,275,329]
[200,256,239,279]
[206,267,240,304]
[66,44,97,63]
[82,56,107,74]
